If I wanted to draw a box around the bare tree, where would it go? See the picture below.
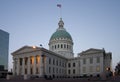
[115,62,120,75]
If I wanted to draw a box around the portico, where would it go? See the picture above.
[12,46,46,77]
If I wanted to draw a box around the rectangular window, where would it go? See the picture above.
[36,67,39,74]
[49,58,51,64]
[97,57,100,63]
[67,45,68,49]
[90,58,93,64]
[53,67,55,73]
[68,63,71,67]
[65,63,66,67]
[62,62,64,67]
[36,57,38,64]
[53,59,55,65]
[96,66,100,72]
[61,44,63,48]
[56,60,58,66]
[89,66,93,72]
[79,61,80,67]
[58,45,59,48]
[25,58,27,65]
[56,68,58,74]
[64,44,66,48]
[83,67,86,73]
[73,63,75,67]
[42,57,44,63]
[83,58,86,64]
[62,69,64,74]
[25,68,27,74]
[20,58,22,65]
[36,56,40,64]
[30,68,33,74]
[59,61,61,66]
[68,70,70,74]
[59,69,61,74]
[30,58,33,64]
[49,67,51,73]
[73,69,75,74]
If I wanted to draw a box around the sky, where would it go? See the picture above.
[0,0,120,71]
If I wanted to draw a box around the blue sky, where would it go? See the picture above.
[0,0,120,71]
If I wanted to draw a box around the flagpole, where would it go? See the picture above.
[57,4,62,18]
[60,6,62,18]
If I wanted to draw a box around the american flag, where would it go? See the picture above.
[57,4,61,8]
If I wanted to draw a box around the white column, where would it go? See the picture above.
[40,56,43,76]
[22,58,25,75]
[17,58,20,75]
[27,57,30,75]
[44,56,47,75]
[37,56,40,74]
[13,58,16,75]
[33,56,36,75]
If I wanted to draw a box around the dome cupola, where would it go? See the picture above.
[49,18,74,58]
[50,18,73,41]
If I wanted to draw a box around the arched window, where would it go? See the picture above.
[52,46,54,50]
[55,45,56,49]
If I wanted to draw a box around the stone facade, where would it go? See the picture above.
[12,46,112,77]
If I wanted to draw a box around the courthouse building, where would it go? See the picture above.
[12,18,112,77]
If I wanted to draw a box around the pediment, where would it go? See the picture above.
[12,46,37,55]
[81,48,103,55]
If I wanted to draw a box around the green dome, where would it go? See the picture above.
[50,30,72,41]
